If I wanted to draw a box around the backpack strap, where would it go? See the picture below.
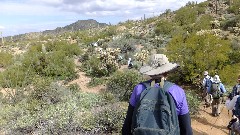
[139,80,174,102]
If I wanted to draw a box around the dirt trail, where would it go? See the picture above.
[192,102,231,135]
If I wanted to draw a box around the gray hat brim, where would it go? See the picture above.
[140,63,178,76]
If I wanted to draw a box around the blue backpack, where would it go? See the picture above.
[205,77,212,88]
[131,81,180,135]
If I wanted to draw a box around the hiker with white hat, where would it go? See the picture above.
[122,54,193,135]
[210,74,227,116]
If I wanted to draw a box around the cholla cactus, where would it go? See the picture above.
[134,50,149,66]
[210,20,220,29]
[96,47,121,69]
[196,29,223,38]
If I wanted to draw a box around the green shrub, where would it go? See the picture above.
[44,41,82,57]
[106,70,144,101]
[218,64,240,86]
[22,50,76,80]
[93,102,128,134]
[194,14,213,31]
[0,52,13,68]
[221,15,240,30]
[227,0,240,15]
[174,6,197,26]
[155,20,175,35]
[186,90,201,115]
[0,65,34,88]
[88,77,108,87]
[167,33,231,83]
[0,82,103,134]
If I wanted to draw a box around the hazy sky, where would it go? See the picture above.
[0,0,207,37]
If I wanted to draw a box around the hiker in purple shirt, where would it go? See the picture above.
[122,54,193,135]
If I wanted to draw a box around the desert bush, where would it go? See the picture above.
[0,51,13,68]
[167,33,231,83]
[22,50,76,80]
[44,41,82,57]
[106,70,144,101]
[93,102,128,134]
[185,90,201,115]
[155,20,175,35]
[218,64,240,86]
[221,15,240,30]
[227,0,240,15]
[88,77,108,87]
[174,6,197,26]
[0,82,104,135]
[0,65,34,88]
[194,14,213,31]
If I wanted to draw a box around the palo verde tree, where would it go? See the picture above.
[166,33,231,83]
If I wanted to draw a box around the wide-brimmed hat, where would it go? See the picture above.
[139,54,178,76]
[213,75,221,83]
[203,71,208,76]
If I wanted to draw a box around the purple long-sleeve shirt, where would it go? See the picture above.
[129,82,189,115]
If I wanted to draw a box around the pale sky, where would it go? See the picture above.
[0,0,207,37]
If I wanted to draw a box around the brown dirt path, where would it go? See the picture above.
[192,102,231,135]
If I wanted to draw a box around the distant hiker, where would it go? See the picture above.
[127,58,133,69]
[117,55,123,67]
[202,71,213,106]
[210,75,227,116]
[122,54,193,135]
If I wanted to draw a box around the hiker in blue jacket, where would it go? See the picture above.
[122,54,193,135]
[202,71,213,106]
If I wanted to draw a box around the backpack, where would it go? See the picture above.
[234,96,240,118]
[205,77,212,89]
[131,81,180,135]
[211,83,221,99]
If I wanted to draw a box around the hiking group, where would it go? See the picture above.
[202,71,227,116]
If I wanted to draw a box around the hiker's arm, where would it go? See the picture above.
[122,84,145,135]
[220,83,227,93]
[122,103,134,135]
[178,113,193,135]
[226,95,238,110]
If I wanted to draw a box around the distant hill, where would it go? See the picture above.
[5,19,108,41]
[42,19,108,35]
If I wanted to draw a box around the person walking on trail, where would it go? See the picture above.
[202,71,213,106]
[210,75,227,116]
[127,58,133,69]
[122,54,193,135]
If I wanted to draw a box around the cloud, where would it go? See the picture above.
[0,26,5,29]
[27,0,207,18]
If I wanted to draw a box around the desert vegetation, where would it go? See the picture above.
[0,0,240,134]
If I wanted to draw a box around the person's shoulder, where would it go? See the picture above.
[167,83,185,95]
